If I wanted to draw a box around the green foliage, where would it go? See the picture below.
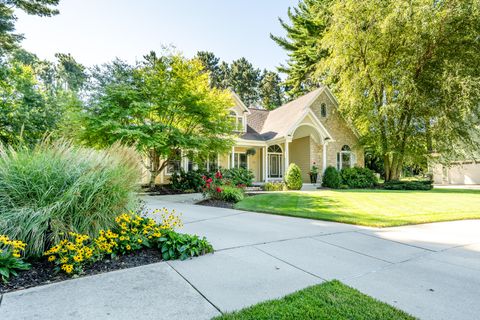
[214,280,414,320]
[222,167,254,187]
[270,0,331,98]
[0,0,59,54]
[383,180,433,191]
[0,140,141,257]
[340,167,377,189]
[0,235,30,283]
[80,52,235,189]
[220,186,245,203]
[263,181,286,191]
[195,51,285,109]
[284,163,303,190]
[170,169,206,192]
[322,166,341,189]
[275,0,480,179]
[259,70,284,110]
[158,230,213,261]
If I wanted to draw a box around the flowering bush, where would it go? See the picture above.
[0,235,30,282]
[202,172,224,200]
[45,209,189,276]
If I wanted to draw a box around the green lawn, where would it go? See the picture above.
[235,188,480,227]
[213,280,414,320]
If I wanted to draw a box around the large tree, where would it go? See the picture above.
[278,0,480,180]
[81,52,236,189]
[227,57,261,107]
[0,0,59,54]
[259,70,284,110]
[271,0,332,98]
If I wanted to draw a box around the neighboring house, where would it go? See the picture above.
[432,161,480,185]
[151,86,364,184]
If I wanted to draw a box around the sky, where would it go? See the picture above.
[15,0,297,71]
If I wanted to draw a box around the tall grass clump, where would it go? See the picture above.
[0,140,142,257]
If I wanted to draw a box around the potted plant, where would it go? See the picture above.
[308,162,319,184]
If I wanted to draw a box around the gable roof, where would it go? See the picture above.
[238,85,337,142]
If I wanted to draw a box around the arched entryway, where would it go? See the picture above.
[267,144,283,178]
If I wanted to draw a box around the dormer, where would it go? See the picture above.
[229,91,250,133]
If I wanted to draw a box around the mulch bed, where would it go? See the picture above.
[196,193,261,209]
[0,248,163,294]
[197,199,235,209]
[140,185,197,196]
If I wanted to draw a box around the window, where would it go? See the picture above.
[166,150,182,174]
[320,103,327,117]
[231,153,247,169]
[203,153,219,172]
[229,110,245,132]
[337,145,356,170]
[268,145,282,153]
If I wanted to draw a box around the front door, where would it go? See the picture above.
[269,154,282,178]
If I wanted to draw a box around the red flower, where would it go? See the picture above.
[215,171,222,179]
[202,175,207,181]
[216,187,222,193]
[206,183,210,189]
[206,178,213,183]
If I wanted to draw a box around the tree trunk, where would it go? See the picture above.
[384,153,404,181]
[149,171,159,191]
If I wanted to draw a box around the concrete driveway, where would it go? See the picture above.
[1,194,479,320]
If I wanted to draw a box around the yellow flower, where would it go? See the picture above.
[48,255,56,262]
[126,245,131,250]
[137,239,142,244]
[60,257,68,263]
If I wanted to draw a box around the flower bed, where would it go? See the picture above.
[0,209,213,293]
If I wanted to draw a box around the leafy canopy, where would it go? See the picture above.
[80,52,236,186]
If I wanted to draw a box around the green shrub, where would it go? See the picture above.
[157,230,214,261]
[383,180,433,190]
[222,167,254,187]
[284,163,303,190]
[340,167,378,189]
[263,181,286,191]
[0,140,141,257]
[322,166,341,188]
[220,186,245,203]
[170,169,206,192]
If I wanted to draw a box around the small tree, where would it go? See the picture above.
[81,52,236,189]
[284,163,303,190]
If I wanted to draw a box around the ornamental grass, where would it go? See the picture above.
[0,140,142,257]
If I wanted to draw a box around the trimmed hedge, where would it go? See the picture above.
[284,163,303,190]
[383,180,433,190]
[263,181,286,191]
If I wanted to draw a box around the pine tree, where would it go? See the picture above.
[259,70,283,110]
[228,57,260,107]
[270,0,332,98]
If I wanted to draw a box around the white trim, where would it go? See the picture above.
[230,91,251,114]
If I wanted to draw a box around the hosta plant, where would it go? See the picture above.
[0,235,31,282]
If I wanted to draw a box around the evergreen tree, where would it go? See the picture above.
[270,0,332,97]
[229,57,260,107]
[0,0,59,54]
[195,51,222,88]
[259,70,283,110]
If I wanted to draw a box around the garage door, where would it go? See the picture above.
[447,163,480,185]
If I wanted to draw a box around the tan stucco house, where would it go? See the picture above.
[153,86,364,184]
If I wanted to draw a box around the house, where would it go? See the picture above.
[153,85,364,184]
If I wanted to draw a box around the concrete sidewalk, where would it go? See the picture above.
[1,194,479,320]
